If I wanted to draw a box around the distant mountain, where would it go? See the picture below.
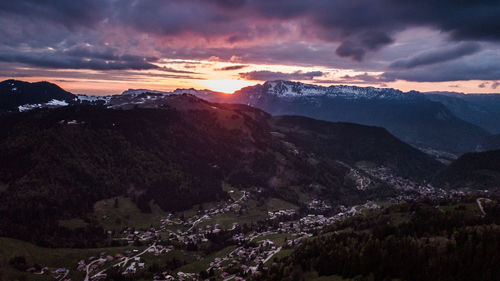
[2,79,493,155]
[0,79,75,112]
[479,134,500,151]
[270,115,443,180]
[121,87,224,101]
[425,92,500,134]
[433,150,500,190]
[228,81,489,154]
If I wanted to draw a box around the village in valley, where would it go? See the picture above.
[22,165,489,281]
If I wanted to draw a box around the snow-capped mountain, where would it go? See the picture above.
[255,80,411,100]
[0,78,492,154]
[229,80,488,154]
[120,88,223,101]
[121,89,168,96]
[0,79,75,112]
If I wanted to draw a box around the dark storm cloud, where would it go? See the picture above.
[0,0,104,28]
[390,43,481,69]
[382,59,500,82]
[241,0,500,60]
[0,0,500,81]
[0,49,159,71]
[341,73,395,83]
[0,63,198,82]
[215,65,248,71]
[159,67,198,74]
[335,32,393,61]
[239,70,324,81]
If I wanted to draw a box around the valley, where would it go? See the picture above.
[2,1,500,280]
[1,163,495,281]
[0,80,499,281]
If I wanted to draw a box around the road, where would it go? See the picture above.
[57,269,69,281]
[187,214,210,232]
[187,191,247,233]
[477,198,489,216]
[262,246,282,264]
[86,243,157,281]
[248,246,282,273]
[84,258,105,281]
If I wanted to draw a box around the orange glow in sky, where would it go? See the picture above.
[1,59,498,96]
[198,79,254,93]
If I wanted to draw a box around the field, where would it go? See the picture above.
[0,237,138,281]
[198,197,298,229]
[1,189,305,280]
[176,245,237,273]
[92,196,167,233]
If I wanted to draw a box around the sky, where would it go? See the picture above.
[0,0,499,95]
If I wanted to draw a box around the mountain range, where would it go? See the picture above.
[117,81,500,154]
[0,90,442,245]
[3,79,500,156]
[226,81,494,154]
[1,78,499,249]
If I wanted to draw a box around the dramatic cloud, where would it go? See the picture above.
[215,65,248,71]
[341,73,395,84]
[382,57,500,82]
[336,32,393,61]
[0,0,500,92]
[239,70,324,81]
[0,45,161,71]
[390,43,481,69]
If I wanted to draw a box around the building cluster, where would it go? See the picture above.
[307,199,332,212]
[361,165,450,200]
[208,236,282,278]
[267,209,296,220]
[347,169,372,190]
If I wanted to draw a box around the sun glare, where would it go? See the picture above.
[199,79,254,93]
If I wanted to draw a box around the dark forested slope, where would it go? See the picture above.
[433,150,500,190]
[270,115,443,180]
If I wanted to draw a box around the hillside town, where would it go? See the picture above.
[25,165,490,281]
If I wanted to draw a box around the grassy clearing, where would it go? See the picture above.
[93,196,166,233]
[266,198,299,211]
[140,249,197,269]
[271,248,294,261]
[254,233,293,247]
[222,183,242,202]
[197,197,297,229]
[176,245,236,273]
[0,237,137,281]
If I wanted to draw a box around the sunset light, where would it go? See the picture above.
[1,2,500,279]
[199,79,255,94]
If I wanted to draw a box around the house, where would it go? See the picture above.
[55,268,67,274]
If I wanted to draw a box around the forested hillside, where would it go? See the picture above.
[260,200,500,281]
[270,115,443,180]
[0,100,352,246]
[433,150,500,190]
